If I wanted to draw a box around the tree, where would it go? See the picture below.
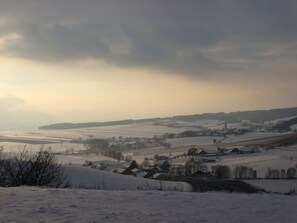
[281,169,286,179]
[233,166,256,179]
[187,148,198,156]
[86,139,109,152]
[265,168,280,179]
[185,161,207,176]
[0,148,67,187]
[287,167,296,179]
[211,165,231,178]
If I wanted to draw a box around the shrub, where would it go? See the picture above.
[0,148,67,187]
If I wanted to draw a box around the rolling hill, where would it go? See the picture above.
[39,107,297,130]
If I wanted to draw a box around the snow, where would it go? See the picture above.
[207,146,297,178]
[156,119,223,128]
[0,142,86,153]
[265,116,297,125]
[63,164,191,191]
[57,154,116,165]
[246,180,297,193]
[0,122,194,142]
[167,136,222,147]
[224,132,292,143]
[0,187,296,223]
[290,124,297,131]
[165,132,291,148]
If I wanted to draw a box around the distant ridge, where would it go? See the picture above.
[39,107,297,130]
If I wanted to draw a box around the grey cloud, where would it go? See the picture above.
[0,0,297,77]
[3,22,111,61]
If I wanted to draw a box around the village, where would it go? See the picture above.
[82,144,262,181]
[78,121,296,180]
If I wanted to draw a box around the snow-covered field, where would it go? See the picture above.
[0,122,195,140]
[167,136,222,147]
[155,119,223,128]
[207,146,297,178]
[1,127,297,194]
[1,126,297,222]
[0,141,86,153]
[246,180,297,193]
[63,164,191,191]
[166,132,292,148]
[265,116,297,125]
[291,124,297,131]
[225,132,292,143]
[0,187,296,223]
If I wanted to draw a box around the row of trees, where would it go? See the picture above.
[101,149,124,161]
[211,165,297,179]
[0,148,67,187]
[211,165,257,179]
[265,166,297,179]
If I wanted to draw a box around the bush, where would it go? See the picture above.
[0,148,67,187]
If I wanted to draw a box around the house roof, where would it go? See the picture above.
[150,173,166,179]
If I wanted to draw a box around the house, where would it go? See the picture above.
[240,147,259,154]
[230,147,241,154]
[190,170,211,178]
[143,167,163,178]
[168,165,186,177]
[130,168,147,177]
[154,159,167,167]
[112,168,127,174]
[150,173,167,180]
[202,158,216,163]
[197,149,207,156]
[197,149,223,157]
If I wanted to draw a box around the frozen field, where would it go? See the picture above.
[0,187,296,223]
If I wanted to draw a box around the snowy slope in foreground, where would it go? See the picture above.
[245,180,297,193]
[0,187,296,223]
[63,164,191,191]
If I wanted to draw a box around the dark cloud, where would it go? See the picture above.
[0,0,297,77]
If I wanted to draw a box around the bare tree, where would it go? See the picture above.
[0,148,67,187]
[265,168,280,179]
[287,167,296,179]
[280,169,286,179]
[211,165,231,178]
[233,166,255,179]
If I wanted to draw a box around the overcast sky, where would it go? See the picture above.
[0,0,297,128]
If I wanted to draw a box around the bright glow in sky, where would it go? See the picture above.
[0,1,297,128]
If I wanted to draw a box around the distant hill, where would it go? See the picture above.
[39,107,297,130]
[273,117,297,132]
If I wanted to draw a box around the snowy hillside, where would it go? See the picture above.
[63,164,191,191]
[0,187,296,223]
[246,180,297,193]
